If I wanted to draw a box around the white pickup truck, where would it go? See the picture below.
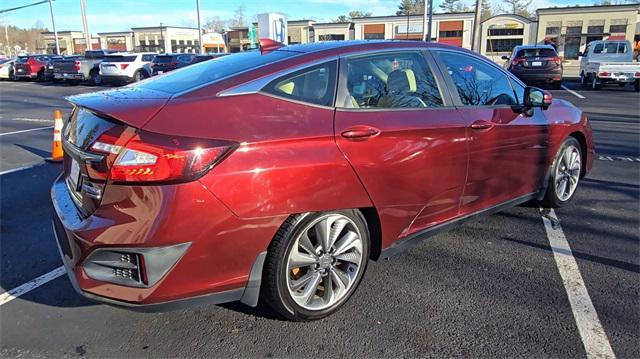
[579,40,640,91]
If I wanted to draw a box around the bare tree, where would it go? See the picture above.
[229,6,246,28]
[396,0,425,15]
[204,16,226,32]
[333,10,372,22]
[501,0,532,17]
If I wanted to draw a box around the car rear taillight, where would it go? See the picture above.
[512,57,526,66]
[599,71,610,77]
[120,64,129,70]
[550,56,561,66]
[74,60,81,72]
[634,72,640,78]
[27,57,35,65]
[90,130,236,184]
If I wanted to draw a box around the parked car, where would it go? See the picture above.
[579,40,640,91]
[52,41,594,321]
[13,55,54,81]
[150,53,195,74]
[99,53,155,83]
[43,55,66,81]
[190,53,228,64]
[53,49,117,85]
[0,58,16,80]
[503,45,563,89]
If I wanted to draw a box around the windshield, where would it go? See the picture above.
[516,48,557,58]
[136,50,300,94]
[103,55,137,63]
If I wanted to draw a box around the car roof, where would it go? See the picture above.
[280,40,459,54]
[515,45,555,50]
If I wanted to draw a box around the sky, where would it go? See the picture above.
[3,0,600,33]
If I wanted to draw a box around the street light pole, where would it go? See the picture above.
[426,0,433,42]
[196,0,203,53]
[48,0,60,54]
[80,0,91,51]
[471,0,482,52]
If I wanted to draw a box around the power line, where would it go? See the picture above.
[0,0,51,14]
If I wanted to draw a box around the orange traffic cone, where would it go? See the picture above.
[48,110,64,162]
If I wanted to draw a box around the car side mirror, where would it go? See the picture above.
[524,86,552,111]
[501,55,509,60]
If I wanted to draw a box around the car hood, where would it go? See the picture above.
[66,86,171,128]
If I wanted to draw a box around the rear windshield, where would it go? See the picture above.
[103,55,137,62]
[136,50,299,94]
[153,56,175,63]
[85,51,106,59]
[16,56,29,63]
[516,48,557,58]
[593,42,628,54]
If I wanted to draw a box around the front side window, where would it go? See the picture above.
[263,61,337,107]
[342,52,443,109]
[438,51,517,107]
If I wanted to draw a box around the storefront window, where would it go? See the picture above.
[564,37,581,59]
[439,30,463,38]
[586,25,604,34]
[545,27,560,36]
[566,26,581,35]
[318,34,345,41]
[609,24,627,33]
[486,38,523,53]
[488,28,524,36]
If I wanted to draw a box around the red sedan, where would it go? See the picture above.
[52,40,594,321]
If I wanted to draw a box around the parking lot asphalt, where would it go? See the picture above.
[1,79,638,358]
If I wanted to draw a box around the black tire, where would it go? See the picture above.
[133,70,143,82]
[261,210,370,321]
[591,75,601,90]
[634,79,639,92]
[579,72,587,87]
[539,137,583,208]
[36,69,45,82]
[8,70,15,81]
[552,80,562,90]
[88,69,101,86]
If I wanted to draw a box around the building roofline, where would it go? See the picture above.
[537,3,639,12]
[130,26,199,30]
[97,31,133,35]
[41,31,82,34]
[350,11,474,22]
[481,13,534,24]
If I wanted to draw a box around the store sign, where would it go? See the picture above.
[488,22,523,29]
[395,23,423,34]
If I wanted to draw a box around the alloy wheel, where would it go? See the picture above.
[285,214,364,311]
[554,145,581,201]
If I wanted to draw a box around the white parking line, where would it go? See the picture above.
[8,118,54,123]
[0,162,45,176]
[0,126,53,137]
[561,85,586,99]
[541,208,616,359]
[0,266,66,306]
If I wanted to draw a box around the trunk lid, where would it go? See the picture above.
[53,59,80,74]
[64,87,172,216]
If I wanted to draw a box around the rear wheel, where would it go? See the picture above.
[591,75,601,90]
[261,210,370,321]
[634,79,640,92]
[36,69,45,82]
[133,70,142,82]
[580,72,587,87]
[89,69,101,86]
[539,137,582,208]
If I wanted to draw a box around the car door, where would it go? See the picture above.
[334,50,469,244]
[431,49,549,216]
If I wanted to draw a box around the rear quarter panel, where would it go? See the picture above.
[143,93,373,219]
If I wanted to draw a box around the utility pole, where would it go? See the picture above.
[48,0,60,54]
[471,0,482,52]
[160,22,164,53]
[80,0,91,51]
[196,0,203,53]
[427,0,433,42]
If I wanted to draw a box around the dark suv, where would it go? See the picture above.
[503,45,563,89]
[150,53,195,75]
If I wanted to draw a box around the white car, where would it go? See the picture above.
[99,52,156,83]
[579,40,640,91]
[0,59,16,80]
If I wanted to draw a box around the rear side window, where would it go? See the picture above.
[103,55,137,62]
[136,50,298,95]
[16,56,28,63]
[85,51,105,59]
[263,61,337,107]
[341,51,443,109]
[153,56,173,63]
[515,48,557,58]
[142,54,155,62]
[438,51,517,107]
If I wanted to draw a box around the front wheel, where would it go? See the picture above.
[580,72,587,87]
[539,137,582,208]
[261,210,370,321]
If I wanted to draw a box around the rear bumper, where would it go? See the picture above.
[101,75,133,82]
[54,73,85,80]
[513,72,563,83]
[50,173,276,311]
